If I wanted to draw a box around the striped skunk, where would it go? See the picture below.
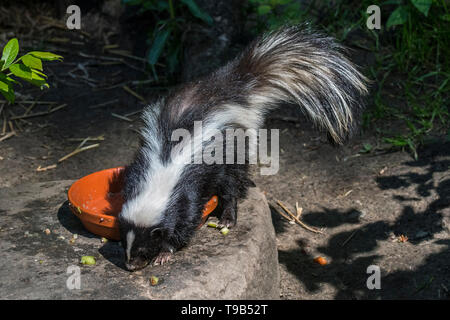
[118,25,368,271]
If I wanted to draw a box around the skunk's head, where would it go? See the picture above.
[118,218,166,271]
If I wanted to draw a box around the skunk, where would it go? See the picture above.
[118,25,368,271]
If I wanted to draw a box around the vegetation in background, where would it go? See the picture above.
[0,38,62,104]
[246,0,449,159]
[122,0,213,80]
[121,0,448,159]
[247,0,309,31]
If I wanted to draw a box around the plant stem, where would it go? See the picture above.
[168,0,175,19]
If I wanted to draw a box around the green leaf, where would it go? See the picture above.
[21,54,43,71]
[359,143,373,154]
[28,51,63,61]
[0,75,15,103]
[257,5,272,15]
[410,0,432,16]
[9,63,33,80]
[440,13,450,22]
[167,44,181,74]
[148,28,171,66]
[0,79,9,92]
[181,0,213,25]
[0,72,17,85]
[24,70,49,89]
[384,137,408,147]
[1,38,19,71]
[386,6,408,28]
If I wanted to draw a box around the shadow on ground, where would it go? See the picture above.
[276,141,450,299]
[57,201,127,270]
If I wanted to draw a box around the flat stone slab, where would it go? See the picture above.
[0,181,279,299]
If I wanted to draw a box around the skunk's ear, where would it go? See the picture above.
[150,228,164,239]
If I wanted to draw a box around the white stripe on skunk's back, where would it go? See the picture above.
[119,103,182,228]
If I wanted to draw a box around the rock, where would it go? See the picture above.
[0,181,279,299]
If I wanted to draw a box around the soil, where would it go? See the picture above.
[0,1,448,299]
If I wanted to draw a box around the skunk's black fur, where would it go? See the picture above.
[118,25,368,271]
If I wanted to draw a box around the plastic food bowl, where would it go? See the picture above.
[67,166,218,241]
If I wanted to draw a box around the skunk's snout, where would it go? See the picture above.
[125,256,149,271]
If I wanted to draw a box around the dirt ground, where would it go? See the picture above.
[0,1,449,299]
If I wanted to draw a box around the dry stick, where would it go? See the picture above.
[79,51,122,61]
[8,110,22,132]
[103,44,120,51]
[106,49,146,62]
[124,109,143,117]
[89,99,119,109]
[341,230,358,247]
[0,131,15,142]
[76,137,90,150]
[80,50,148,72]
[67,135,105,142]
[10,104,67,120]
[0,100,58,105]
[271,203,293,222]
[1,116,6,135]
[24,101,37,115]
[36,164,57,172]
[295,202,303,218]
[58,144,99,163]
[122,85,147,103]
[111,113,133,122]
[8,120,14,133]
[276,200,324,234]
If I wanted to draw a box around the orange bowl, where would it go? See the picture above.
[67,166,218,241]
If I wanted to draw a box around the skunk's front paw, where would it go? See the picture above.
[219,197,237,228]
[152,251,173,265]
[152,243,175,265]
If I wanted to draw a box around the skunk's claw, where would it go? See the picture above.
[153,251,173,266]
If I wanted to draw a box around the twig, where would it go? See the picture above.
[67,135,105,142]
[276,200,324,234]
[1,115,6,135]
[10,104,67,120]
[58,144,99,162]
[295,202,303,218]
[271,203,293,222]
[0,131,16,142]
[338,189,353,198]
[78,52,123,62]
[106,49,146,62]
[111,113,133,122]
[76,137,90,150]
[0,100,58,105]
[124,109,143,117]
[341,230,358,246]
[89,99,119,109]
[122,85,147,103]
[36,164,57,172]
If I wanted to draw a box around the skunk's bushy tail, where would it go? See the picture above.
[229,25,368,143]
